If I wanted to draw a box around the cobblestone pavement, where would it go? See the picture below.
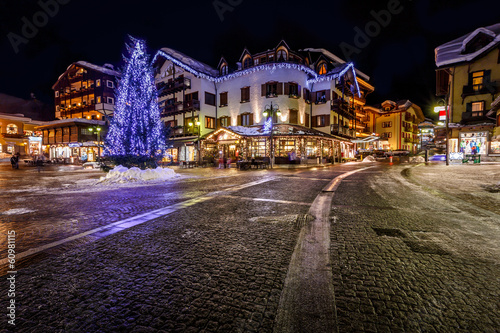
[1,162,499,332]
[0,162,363,332]
[330,164,500,332]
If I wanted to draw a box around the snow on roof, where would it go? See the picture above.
[435,23,500,67]
[301,48,370,81]
[75,61,121,77]
[36,118,105,129]
[226,125,269,136]
[225,124,337,138]
[158,48,219,77]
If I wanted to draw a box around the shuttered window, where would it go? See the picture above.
[241,87,250,102]
[220,92,228,106]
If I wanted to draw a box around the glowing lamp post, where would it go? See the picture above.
[263,102,281,169]
[89,126,102,163]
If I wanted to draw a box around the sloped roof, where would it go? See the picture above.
[158,48,219,77]
[225,124,338,139]
[435,23,500,67]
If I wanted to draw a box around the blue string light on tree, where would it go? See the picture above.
[105,36,166,165]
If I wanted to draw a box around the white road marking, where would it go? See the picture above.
[0,176,276,267]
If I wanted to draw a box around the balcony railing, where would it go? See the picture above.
[461,111,491,124]
[331,99,355,119]
[157,77,191,97]
[161,99,200,116]
[1,133,27,139]
[462,81,500,98]
[330,124,355,138]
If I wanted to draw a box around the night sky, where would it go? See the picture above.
[1,0,499,118]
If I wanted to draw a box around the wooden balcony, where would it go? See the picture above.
[331,99,355,119]
[157,77,191,97]
[1,133,27,139]
[330,124,356,138]
[462,81,500,98]
[161,99,200,117]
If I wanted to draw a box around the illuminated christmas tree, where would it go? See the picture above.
[105,36,166,166]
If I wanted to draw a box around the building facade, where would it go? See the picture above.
[153,41,374,163]
[52,61,120,121]
[37,119,106,162]
[0,113,44,157]
[435,23,500,160]
[356,100,424,153]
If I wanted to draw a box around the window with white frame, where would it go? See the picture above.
[96,79,101,87]
[107,80,114,88]
[107,97,114,104]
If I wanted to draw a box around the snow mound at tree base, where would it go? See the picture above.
[98,165,179,184]
[362,155,376,162]
[410,156,426,163]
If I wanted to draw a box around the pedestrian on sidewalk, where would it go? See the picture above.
[10,153,20,169]
[36,155,44,173]
[223,156,227,169]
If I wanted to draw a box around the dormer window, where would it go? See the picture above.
[318,62,327,75]
[277,49,287,62]
[243,56,252,69]
[220,64,228,75]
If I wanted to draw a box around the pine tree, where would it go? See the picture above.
[105,36,166,167]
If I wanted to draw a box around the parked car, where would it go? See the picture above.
[429,154,446,161]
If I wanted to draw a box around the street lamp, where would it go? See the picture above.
[88,126,102,163]
[189,120,201,162]
[434,99,449,165]
[263,102,281,169]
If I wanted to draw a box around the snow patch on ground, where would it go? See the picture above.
[410,156,425,163]
[98,165,180,184]
[362,155,376,162]
[2,208,36,215]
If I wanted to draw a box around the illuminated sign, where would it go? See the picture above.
[434,106,448,121]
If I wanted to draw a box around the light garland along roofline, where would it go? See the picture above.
[154,50,215,82]
[154,49,361,96]
[306,63,361,98]
[213,63,318,82]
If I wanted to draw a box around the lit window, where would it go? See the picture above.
[472,71,484,90]
[96,96,101,103]
[6,124,18,134]
[318,62,327,75]
[55,91,59,97]
[96,79,101,87]
[471,101,484,111]
[205,116,215,129]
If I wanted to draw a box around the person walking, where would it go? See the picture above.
[36,155,44,173]
[10,153,20,169]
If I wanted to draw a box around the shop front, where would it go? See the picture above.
[202,124,353,165]
[459,131,488,155]
[37,118,106,164]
